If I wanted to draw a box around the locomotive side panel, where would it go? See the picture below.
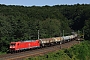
[9,40,40,52]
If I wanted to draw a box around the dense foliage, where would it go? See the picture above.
[0,4,90,52]
[26,41,90,60]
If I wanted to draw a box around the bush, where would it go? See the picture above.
[27,41,90,60]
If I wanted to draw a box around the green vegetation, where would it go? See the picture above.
[26,41,90,60]
[0,52,6,55]
[0,4,90,53]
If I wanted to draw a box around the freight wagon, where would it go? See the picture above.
[39,38,55,47]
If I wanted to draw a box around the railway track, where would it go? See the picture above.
[0,40,79,60]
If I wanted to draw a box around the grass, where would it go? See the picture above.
[0,52,6,55]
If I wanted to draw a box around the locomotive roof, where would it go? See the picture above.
[10,40,38,43]
[21,40,37,42]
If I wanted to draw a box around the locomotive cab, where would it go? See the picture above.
[9,42,16,51]
[9,42,20,53]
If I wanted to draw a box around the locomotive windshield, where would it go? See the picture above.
[10,43,16,46]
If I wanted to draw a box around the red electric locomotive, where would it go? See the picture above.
[9,40,40,53]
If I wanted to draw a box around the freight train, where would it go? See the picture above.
[9,33,77,53]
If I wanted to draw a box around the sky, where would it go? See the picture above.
[0,0,90,6]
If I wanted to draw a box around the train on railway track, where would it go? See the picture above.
[9,32,77,53]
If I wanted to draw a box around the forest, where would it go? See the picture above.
[0,4,90,52]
